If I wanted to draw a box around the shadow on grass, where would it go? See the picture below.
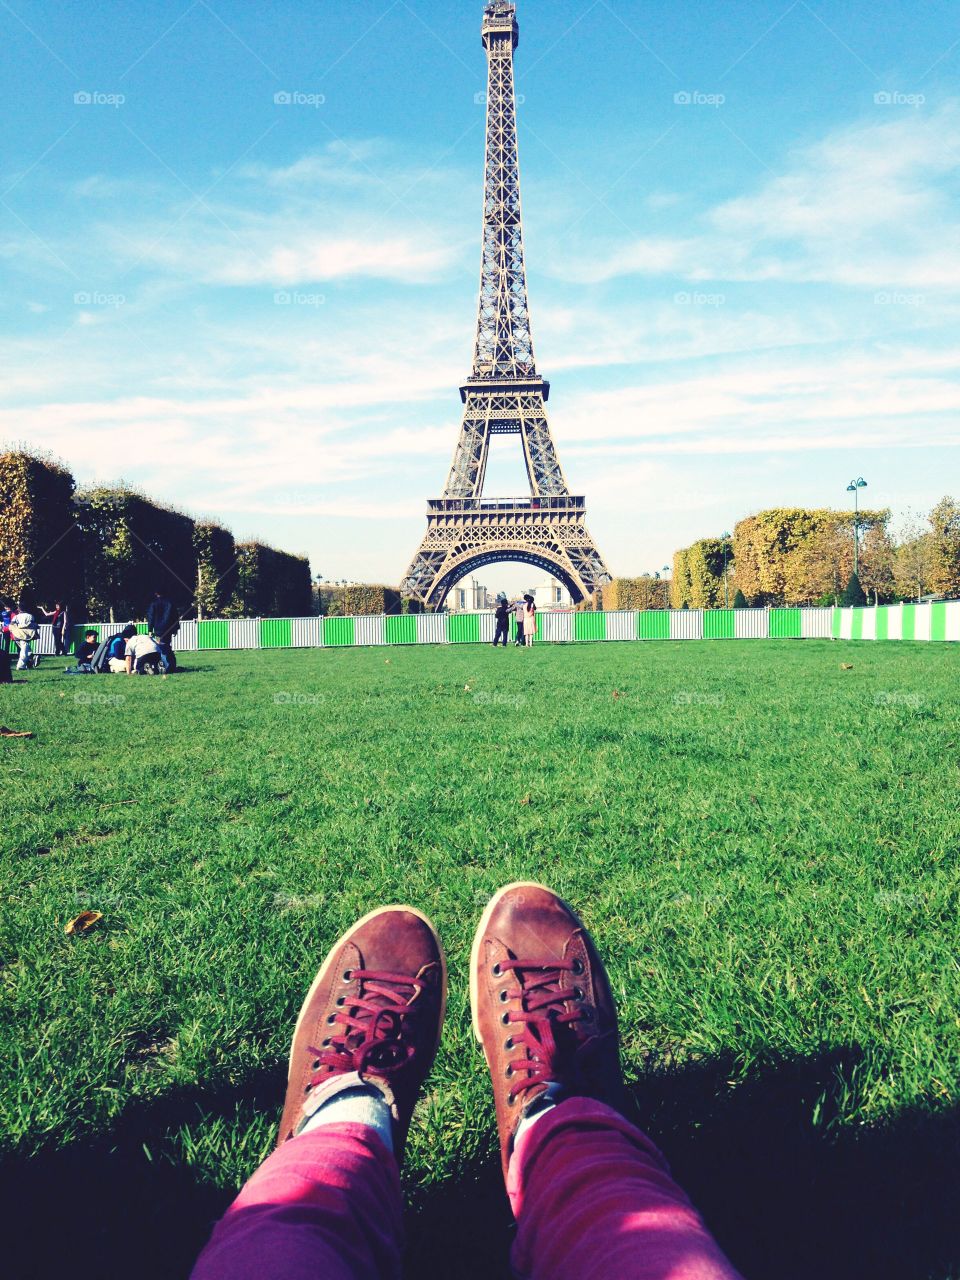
[2,1048,958,1280]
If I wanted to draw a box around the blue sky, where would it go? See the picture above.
[2,0,958,592]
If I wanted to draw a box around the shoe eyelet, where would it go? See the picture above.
[505,1065,513,1078]
[504,1037,513,1050]
[501,1011,510,1025]
[492,962,502,976]
[321,1039,330,1048]
[573,987,584,1000]
[342,970,353,983]
[571,958,584,975]
[304,1083,312,1094]
[312,1058,321,1069]
[336,996,345,1006]
[499,989,509,1003]
[327,1014,337,1025]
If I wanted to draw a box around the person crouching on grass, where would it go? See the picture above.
[65,630,98,675]
[122,626,162,675]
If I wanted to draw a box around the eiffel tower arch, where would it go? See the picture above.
[402,1,611,610]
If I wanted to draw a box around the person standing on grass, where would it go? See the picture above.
[493,593,511,647]
[514,596,526,645]
[522,593,537,647]
[191,883,744,1280]
[41,601,70,656]
[146,589,178,673]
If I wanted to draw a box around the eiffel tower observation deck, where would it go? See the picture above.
[402,1,611,609]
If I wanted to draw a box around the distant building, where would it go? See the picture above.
[534,577,572,610]
[449,576,493,612]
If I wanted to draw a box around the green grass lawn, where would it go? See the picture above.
[2,639,959,1279]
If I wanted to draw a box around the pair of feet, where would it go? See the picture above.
[277,882,623,1179]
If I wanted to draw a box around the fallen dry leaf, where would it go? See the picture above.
[0,726,33,738]
[612,689,622,700]
[520,794,531,805]
[65,910,103,937]
[840,663,854,670]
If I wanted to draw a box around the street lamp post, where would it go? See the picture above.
[846,477,868,578]
[721,533,731,608]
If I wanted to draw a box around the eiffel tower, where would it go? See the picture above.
[402,0,611,609]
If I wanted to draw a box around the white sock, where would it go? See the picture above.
[298,1082,395,1153]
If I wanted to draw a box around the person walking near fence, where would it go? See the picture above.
[191,883,742,1280]
[493,593,511,647]
[522,593,537,647]
[147,590,179,673]
[10,604,39,670]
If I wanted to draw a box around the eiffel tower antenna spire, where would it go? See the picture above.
[402,1,611,608]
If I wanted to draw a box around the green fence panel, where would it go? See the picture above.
[575,612,606,641]
[260,618,292,648]
[448,614,480,644]
[198,620,229,649]
[703,610,735,639]
[831,609,842,639]
[323,616,355,647]
[769,608,802,638]
[850,609,863,641]
[638,611,670,640]
[931,602,947,642]
[875,607,889,641]
[901,604,916,641]
[385,615,417,645]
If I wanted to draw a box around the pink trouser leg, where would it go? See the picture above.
[508,1099,744,1280]
[191,1124,403,1280]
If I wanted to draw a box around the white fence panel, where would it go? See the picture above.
[734,609,768,638]
[670,610,703,640]
[478,612,497,643]
[174,621,198,651]
[914,603,932,641]
[540,612,573,643]
[606,611,637,641]
[34,624,55,654]
[946,601,960,642]
[861,609,877,641]
[292,617,324,648]
[801,608,833,638]
[355,616,385,647]
[839,610,853,640]
[228,618,259,649]
[887,607,903,640]
[416,614,447,645]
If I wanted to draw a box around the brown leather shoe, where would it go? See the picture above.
[470,882,623,1179]
[277,905,446,1160]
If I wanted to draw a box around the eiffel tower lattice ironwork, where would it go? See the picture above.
[401,0,611,609]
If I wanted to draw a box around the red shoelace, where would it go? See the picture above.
[307,968,424,1090]
[498,957,590,1105]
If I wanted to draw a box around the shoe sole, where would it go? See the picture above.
[287,903,448,1088]
[469,880,589,1045]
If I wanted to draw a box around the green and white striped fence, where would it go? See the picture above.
[28,601,957,656]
